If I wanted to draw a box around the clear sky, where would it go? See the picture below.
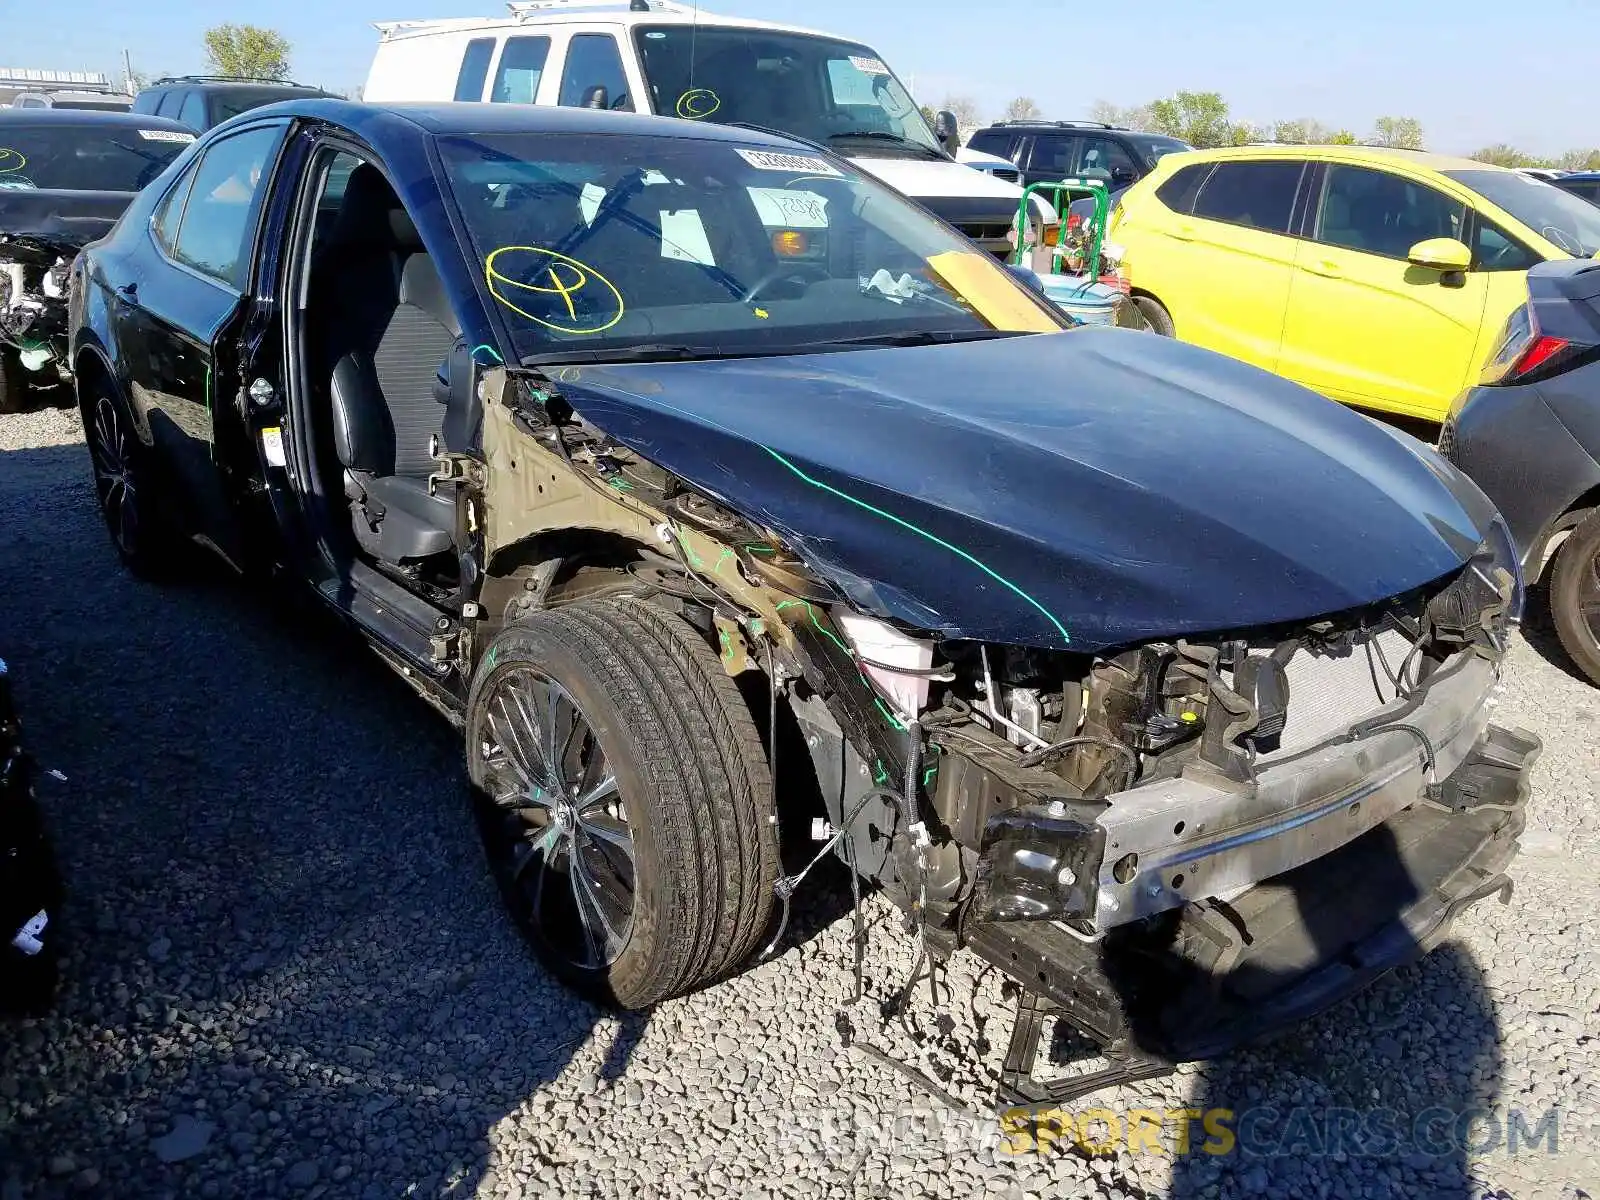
[9,0,1596,156]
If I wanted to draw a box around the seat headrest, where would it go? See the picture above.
[331,163,424,252]
[400,253,460,339]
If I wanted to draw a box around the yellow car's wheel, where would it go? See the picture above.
[1133,296,1174,337]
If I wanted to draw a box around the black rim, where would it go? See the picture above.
[88,396,138,557]
[480,667,635,969]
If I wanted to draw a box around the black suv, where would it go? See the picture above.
[967,119,1191,197]
[130,76,335,133]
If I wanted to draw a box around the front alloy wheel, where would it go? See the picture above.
[466,598,779,1008]
[480,667,637,970]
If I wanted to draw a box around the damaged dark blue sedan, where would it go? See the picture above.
[68,100,1538,1102]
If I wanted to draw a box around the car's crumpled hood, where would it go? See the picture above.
[555,328,1491,651]
[0,189,133,254]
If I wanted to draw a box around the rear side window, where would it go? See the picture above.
[1191,161,1302,234]
[152,168,196,256]
[557,33,632,110]
[966,130,1018,160]
[178,92,209,131]
[131,91,160,115]
[154,91,182,119]
[168,125,283,290]
[491,36,551,104]
[455,37,495,101]
[1156,163,1211,214]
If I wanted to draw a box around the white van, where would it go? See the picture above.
[363,0,1051,256]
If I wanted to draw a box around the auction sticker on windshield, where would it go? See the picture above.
[137,129,196,143]
[849,55,890,75]
[736,148,843,178]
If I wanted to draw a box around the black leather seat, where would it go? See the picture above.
[319,169,462,564]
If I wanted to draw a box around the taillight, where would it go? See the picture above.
[1479,303,1580,385]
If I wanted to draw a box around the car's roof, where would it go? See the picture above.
[1559,171,1600,182]
[241,97,807,148]
[1167,144,1506,174]
[376,8,840,43]
[145,80,330,95]
[0,108,192,131]
[975,122,1175,137]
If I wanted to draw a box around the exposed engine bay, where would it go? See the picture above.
[0,236,75,384]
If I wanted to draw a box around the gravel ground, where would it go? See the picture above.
[1,403,1597,1200]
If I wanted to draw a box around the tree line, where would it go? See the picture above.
[934,91,1600,172]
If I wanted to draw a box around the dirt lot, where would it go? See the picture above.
[1,404,1597,1199]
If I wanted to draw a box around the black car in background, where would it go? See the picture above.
[966,119,1191,194]
[1554,171,1600,206]
[0,109,196,412]
[1443,258,1600,685]
[131,76,337,134]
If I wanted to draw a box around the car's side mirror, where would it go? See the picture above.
[582,85,609,110]
[933,109,960,155]
[1005,263,1047,297]
[1407,237,1472,273]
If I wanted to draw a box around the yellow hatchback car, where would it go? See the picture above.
[1107,145,1600,422]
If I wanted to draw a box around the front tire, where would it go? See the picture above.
[1133,296,1175,337]
[1550,509,1600,686]
[466,596,779,1007]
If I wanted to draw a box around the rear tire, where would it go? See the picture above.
[1550,509,1600,686]
[466,595,779,1007]
[0,346,27,415]
[78,383,184,579]
[1133,296,1174,337]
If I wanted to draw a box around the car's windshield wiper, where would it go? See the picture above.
[826,131,945,159]
[800,329,1030,350]
[519,343,741,366]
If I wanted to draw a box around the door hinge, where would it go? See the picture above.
[428,436,484,496]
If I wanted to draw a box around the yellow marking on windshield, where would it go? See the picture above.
[925,250,1060,334]
[0,149,26,173]
[675,89,721,119]
[485,246,626,335]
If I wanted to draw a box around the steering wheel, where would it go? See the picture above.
[740,262,829,305]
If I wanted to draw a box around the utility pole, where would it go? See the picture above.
[122,48,134,93]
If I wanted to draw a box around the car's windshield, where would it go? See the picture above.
[1445,168,1600,257]
[439,131,1063,364]
[632,25,943,159]
[1129,135,1191,170]
[0,122,193,192]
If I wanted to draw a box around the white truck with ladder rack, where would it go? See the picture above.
[363,0,1051,257]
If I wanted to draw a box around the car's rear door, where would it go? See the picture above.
[115,119,289,564]
[1278,163,1489,421]
[1158,158,1305,371]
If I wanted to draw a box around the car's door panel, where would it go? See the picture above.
[111,121,288,560]
[1157,160,1304,371]
[1279,164,1487,420]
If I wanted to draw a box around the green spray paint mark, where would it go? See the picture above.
[484,646,500,671]
[713,548,735,575]
[761,447,1070,647]
[471,343,504,363]
[718,627,734,664]
[921,764,938,788]
[606,476,634,491]
[872,759,890,786]
[874,698,907,732]
[775,600,852,659]
[742,544,777,555]
[674,528,705,570]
